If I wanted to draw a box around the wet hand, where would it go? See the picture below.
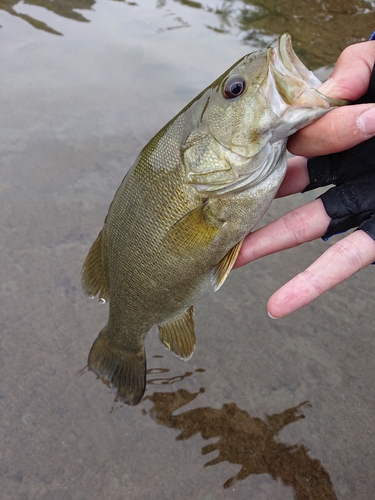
[234,39,375,318]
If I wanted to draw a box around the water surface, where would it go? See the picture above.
[1,1,375,498]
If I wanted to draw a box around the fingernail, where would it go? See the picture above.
[268,311,278,320]
[357,106,375,137]
[317,78,334,95]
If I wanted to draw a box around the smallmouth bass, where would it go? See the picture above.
[82,34,346,405]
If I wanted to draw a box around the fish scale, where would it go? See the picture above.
[82,33,347,405]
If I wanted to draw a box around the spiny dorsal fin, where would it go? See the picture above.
[81,229,110,301]
[158,306,196,360]
[212,239,243,292]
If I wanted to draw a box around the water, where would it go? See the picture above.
[1,1,375,498]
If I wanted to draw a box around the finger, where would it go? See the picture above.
[267,230,375,318]
[315,41,375,101]
[287,103,375,157]
[276,156,309,198]
[234,199,330,268]
[288,40,375,157]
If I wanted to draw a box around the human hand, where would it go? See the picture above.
[234,39,375,319]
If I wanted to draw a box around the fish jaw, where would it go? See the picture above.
[275,33,348,107]
[265,33,349,141]
[185,139,287,197]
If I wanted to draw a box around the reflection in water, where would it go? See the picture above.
[2,0,374,68]
[143,363,337,498]
[0,0,94,34]
[233,0,375,68]
[202,0,375,67]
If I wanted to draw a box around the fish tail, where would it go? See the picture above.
[88,326,146,406]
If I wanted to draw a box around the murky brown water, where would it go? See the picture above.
[1,1,375,498]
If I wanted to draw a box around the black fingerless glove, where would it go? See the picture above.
[303,61,375,241]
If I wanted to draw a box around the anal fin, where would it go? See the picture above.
[212,239,243,292]
[158,306,196,360]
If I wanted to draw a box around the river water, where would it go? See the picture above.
[1,1,375,499]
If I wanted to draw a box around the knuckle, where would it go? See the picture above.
[282,210,311,245]
[318,118,343,151]
[337,44,357,66]
[299,268,326,297]
[332,238,364,272]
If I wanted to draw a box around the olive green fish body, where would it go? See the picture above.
[82,34,347,405]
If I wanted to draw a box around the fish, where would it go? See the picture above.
[82,33,347,405]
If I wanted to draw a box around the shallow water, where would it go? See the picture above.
[1,1,375,498]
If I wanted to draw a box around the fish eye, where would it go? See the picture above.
[223,75,246,99]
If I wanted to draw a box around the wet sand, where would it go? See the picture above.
[1,1,375,498]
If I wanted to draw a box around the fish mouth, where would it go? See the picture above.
[274,33,321,89]
[271,33,348,108]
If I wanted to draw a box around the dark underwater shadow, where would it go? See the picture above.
[141,361,337,499]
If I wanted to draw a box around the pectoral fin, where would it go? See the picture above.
[158,306,196,360]
[81,229,109,301]
[212,239,243,292]
[166,203,222,253]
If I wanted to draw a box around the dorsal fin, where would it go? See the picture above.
[212,239,243,292]
[158,306,196,360]
[81,229,110,301]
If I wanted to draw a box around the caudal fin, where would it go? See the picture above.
[88,326,146,405]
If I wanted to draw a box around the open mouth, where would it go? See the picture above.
[273,33,348,107]
[265,32,329,107]
[274,33,322,89]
